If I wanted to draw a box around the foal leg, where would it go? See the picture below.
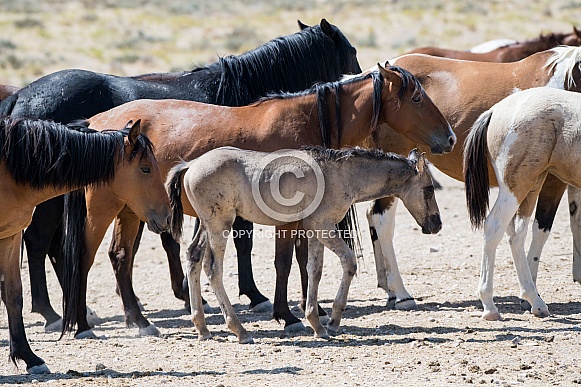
[304,237,328,339]
[205,223,254,344]
[24,197,63,330]
[233,217,271,312]
[186,230,211,340]
[367,197,416,309]
[507,192,549,318]
[479,187,520,321]
[567,185,581,284]
[0,235,49,374]
[296,232,329,324]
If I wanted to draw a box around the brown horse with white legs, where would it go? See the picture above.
[407,27,581,62]
[167,146,440,343]
[60,63,455,339]
[364,46,581,315]
[0,117,169,374]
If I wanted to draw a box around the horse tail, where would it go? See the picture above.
[166,161,190,241]
[463,109,493,229]
[60,190,87,337]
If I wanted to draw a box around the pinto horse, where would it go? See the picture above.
[60,64,455,338]
[0,117,169,374]
[364,46,581,313]
[407,28,581,62]
[464,87,581,319]
[166,146,440,343]
[0,19,362,331]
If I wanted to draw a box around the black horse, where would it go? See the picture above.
[0,19,362,335]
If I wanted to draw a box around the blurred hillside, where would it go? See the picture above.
[1,0,581,86]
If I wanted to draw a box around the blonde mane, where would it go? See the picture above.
[545,45,581,88]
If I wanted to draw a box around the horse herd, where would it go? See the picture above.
[2,19,581,374]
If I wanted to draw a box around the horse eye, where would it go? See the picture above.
[412,94,421,103]
[425,186,434,198]
[141,166,151,174]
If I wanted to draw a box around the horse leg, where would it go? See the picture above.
[232,216,271,312]
[295,232,329,323]
[0,235,49,374]
[273,223,304,332]
[316,228,358,335]
[191,217,212,314]
[367,197,416,309]
[304,237,328,339]
[186,230,211,340]
[567,185,581,284]
[520,175,565,309]
[206,221,253,344]
[507,191,549,318]
[479,186,521,321]
[108,206,160,336]
[23,198,63,330]
[160,231,189,307]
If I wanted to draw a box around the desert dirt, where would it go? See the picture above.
[1,169,580,386]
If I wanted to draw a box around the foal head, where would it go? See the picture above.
[398,149,442,234]
[377,63,456,155]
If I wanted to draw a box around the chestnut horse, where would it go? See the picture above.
[166,147,440,343]
[0,19,362,331]
[0,117,169,374]
[365,46,581,313]
[464,87,581,320]
[60,64,455,339]
[407,28,581,62]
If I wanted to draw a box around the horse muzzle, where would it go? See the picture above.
[146,211,171,234]
[421,213,442,234]
[430,125,456,154]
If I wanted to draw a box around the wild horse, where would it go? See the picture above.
[0,117,169,374]
[166,146,441,343]
[406,27,581,62]
[464,87,581,319]
[0,19,362,331]
[60,64,455,338]
[365,46,581,314]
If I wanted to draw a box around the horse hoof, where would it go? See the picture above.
[138,324,160,337]
[239,336,255,344]
[203,302,213,314]
[284,322,306,333]
[315,331,330,340]
[27,363,50,374]
[386,297,396,309]
[482,311,502,321]
[250,300,273,313]
[532,309,550,318]
[75,329,98,339]
[519,299,531,311]
[44,318,63,332]
[86,306,100,328]
[395,298,417,311]
[319,314,331,326]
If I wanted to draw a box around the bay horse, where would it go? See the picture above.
[407,28,581,62]
[364,46,581,313]
[0,19,362,331]
[166,146,440,342]
[60,64,455,339]
[463,87,581,320]
[0,84,18,102]
[0,117,169,374]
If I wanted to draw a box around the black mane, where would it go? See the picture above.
[302,145,408,163]
[0,116,153,190]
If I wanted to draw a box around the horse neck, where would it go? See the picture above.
[342,156,414,203]
[335,78,378,147]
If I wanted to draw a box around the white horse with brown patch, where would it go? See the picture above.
[463,86,581,320]
[166,146,441,342]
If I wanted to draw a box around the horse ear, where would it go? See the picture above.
[575,26,581,39]
[127,119,142,145]
[377,63,398,83]
[417,152,427,174]
[297,20,309,30]
[384,60,391,68]
[320,19,336,38]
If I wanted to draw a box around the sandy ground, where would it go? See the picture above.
[1,168,581,386]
